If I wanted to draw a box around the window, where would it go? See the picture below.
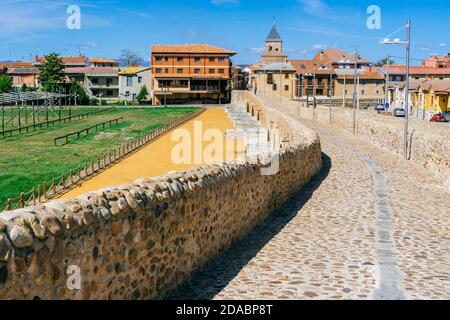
[285,85,289,91]
[285,73,289,79]
[156,68,162,74]
[218,69,225,74]
[165,68,169,73]
[209,57,215,62]
[177,68,183,74]
[345,90,348,95]
[107,90,113,96]
[126,76,133,87]
[155,56,163,62]
[138,77,142,84]
[194,68,201,74]
[177,57,184,62]
[92,78,99,84]
[361,90,365,95]
[165,57,168,61]
[396,76,402,81]
[194,57,201,63]
[219,57,226,63]
[273,84,277,91]
[376,90,380,94]
[209,68,215,74]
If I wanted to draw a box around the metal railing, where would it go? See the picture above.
[0,108,205,213]
[54,117,124,146]
[0,107,115,139]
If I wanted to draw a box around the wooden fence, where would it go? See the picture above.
[0,108,205,213]
[54,117,124,146]
[0,107,115,138]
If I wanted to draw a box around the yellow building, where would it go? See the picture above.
[254,62,296,99]
[417,79,450,114]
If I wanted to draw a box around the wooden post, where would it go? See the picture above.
[38,184,41,203]
[32,187,36,205]
[52,178,56,194]
[70,170,74,185]
[20,193,25,208]
[91,160,94,173]
[7,199,12,211]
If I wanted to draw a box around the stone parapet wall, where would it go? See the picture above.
[268,94,449,179]
[0,91,322,300]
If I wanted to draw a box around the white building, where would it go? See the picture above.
[118,67,152,103]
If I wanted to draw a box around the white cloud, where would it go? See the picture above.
[297,0,327,15]
[251,47,265,54]
[439,43,447,47]
[313,44,326,50]
[211,0,241,7]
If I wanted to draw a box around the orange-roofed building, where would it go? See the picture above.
[421,54,450,68]
[150,44,236,105]
[89,58,119,68]
[33,55,88,68]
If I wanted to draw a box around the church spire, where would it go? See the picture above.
[266,20,282,41]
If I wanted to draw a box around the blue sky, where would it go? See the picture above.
[0,0,448,65]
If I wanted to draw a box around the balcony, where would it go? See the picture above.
[190,85,220,93]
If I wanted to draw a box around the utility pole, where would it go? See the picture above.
[329,62,333,124]
[297,74,301,118]
[404,20,411,160]
[353,48,358,134]
[385,54,390,109]
[343,74,346,108]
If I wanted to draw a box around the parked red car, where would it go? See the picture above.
[430,113,447,122]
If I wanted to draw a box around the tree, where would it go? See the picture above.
[0,74,13,93]
[38,53,65,92]
[69,82,87,104]
[118,50,144,66]
[20,83,28,92]
[0,67,7,76]
[374,57,395,67]
[136,85,149,103]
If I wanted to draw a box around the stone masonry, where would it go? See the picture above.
[0,91,322,299]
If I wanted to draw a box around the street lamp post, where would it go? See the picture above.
[385,55,390,109]
[380,20,412,160]
[353,49,358,134]
[329,62,333,124]
[297,74,301,118]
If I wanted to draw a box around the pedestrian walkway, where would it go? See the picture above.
[167,98,450,300]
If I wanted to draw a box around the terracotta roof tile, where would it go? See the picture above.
[89,58,118,63]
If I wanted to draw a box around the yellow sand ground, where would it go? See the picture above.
[61,108,241,199]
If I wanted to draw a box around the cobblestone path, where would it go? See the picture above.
[167,100,449,300]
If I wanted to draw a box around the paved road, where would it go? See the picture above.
[167,99,450,300]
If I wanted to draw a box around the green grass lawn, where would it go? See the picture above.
[0,107,197,206]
